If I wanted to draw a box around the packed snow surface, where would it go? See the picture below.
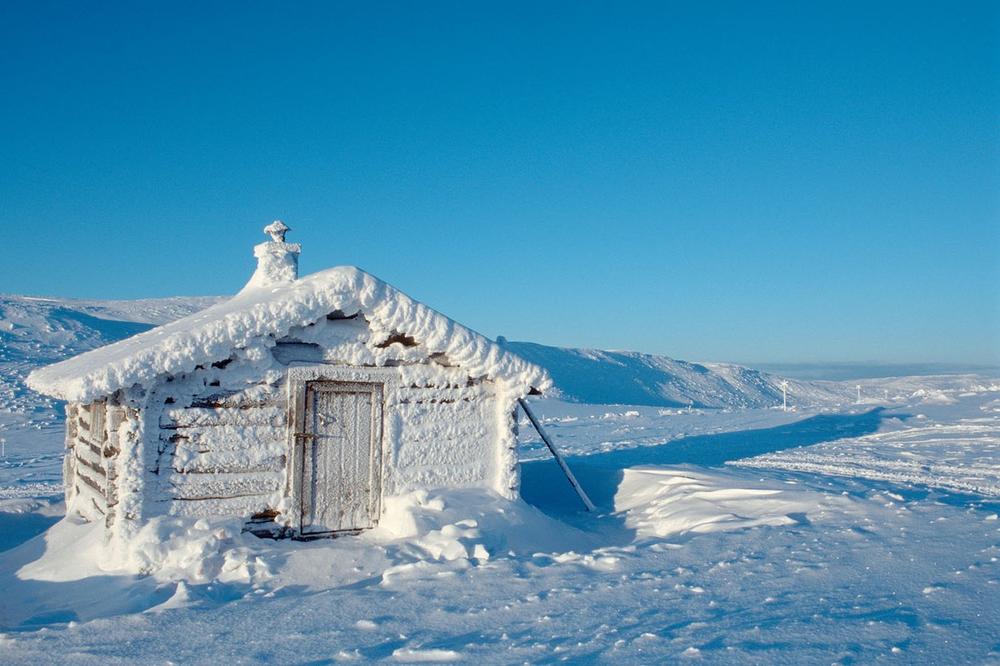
[2,384,999,661]
[1,292,999,662]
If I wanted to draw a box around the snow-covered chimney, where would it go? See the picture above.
[243,220,301,291]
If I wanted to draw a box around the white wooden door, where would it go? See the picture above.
[299,381,383,534]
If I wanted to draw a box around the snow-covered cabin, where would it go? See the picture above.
[27,223,549,543]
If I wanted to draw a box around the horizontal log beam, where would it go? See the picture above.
[169,473,282,500]
[160,408,286,429]
[74,441,106,472]
[75,468,106,504]
[75,451,107,479]
[171,454,285,475]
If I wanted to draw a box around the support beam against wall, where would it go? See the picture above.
[517,398,596,512]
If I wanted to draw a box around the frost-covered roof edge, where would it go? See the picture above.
[26,266,551,403]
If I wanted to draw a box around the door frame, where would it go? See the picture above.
[285,366,396,536]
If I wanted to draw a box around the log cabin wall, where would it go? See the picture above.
[154,379,288,519]
[64,398,127,525]
[114,312,521,531]
[149,363,504,526]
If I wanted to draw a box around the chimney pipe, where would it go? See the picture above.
[242,220,301,291]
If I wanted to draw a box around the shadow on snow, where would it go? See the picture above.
[0,408,894,632]
[521,408,894,516]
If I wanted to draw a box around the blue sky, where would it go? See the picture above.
[1,1,997,365]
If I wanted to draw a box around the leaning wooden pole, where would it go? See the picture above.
[517,398,596,512]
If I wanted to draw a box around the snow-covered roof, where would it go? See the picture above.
[26,266,550,403]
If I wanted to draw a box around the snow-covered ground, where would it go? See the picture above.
[0,295,998,663]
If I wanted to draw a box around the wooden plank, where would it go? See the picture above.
[160,407,286,429]
[166,495,273,517]
[74,441,107,473]
[171,453,285,475]
[75,468,106,502]
[107,406,126,433]
[89,401,107,443]
[288,378,307,534]
[77,433,104,459]
[102,405,120,522]
[75,451,107,480]
[189,391,283,409]
[369,382,384,526]
[169,472,283,500]
[73,475,106,521]
[159,425,286,453]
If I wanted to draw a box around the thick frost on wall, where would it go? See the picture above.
[93,315,527,533]
[63,396,146,547]
[136,358,289,523]
[392,374,499,493]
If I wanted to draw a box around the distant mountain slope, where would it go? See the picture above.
[0,294,222,419]
[498,340,847,408]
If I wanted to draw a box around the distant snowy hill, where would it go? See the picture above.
[498,340,848,408]
[0,294,221,419]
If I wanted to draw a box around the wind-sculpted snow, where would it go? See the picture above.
[1,375,1000,660]
[733,402,1000,497]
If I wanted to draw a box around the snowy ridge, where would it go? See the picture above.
[499,340,849,408]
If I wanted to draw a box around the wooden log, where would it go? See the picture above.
[76,434,104,460]
[74,451,107,480]
[159,425,286,453]
[171,453,285,475]
[166,495,273,518]
[74,441,107,474]
[75,468,107,504]
[160,407,286,429]
[169,472,282,500]
[185,386,283,410]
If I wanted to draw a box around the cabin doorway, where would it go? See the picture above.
[295,380,384,535]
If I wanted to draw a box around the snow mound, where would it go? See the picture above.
[13,489,594,586]
[614,467,851,539]
[374,489,599,559]
[121,517,273,582]
[909,388,957,405]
